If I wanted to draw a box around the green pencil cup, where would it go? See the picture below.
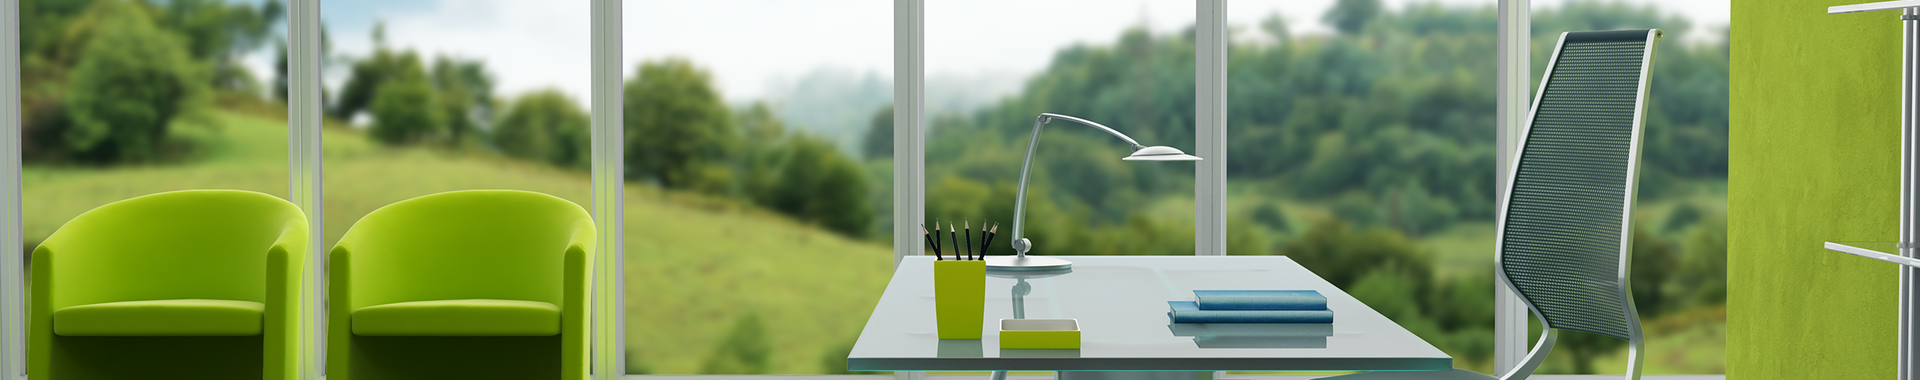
[934,260,986,339]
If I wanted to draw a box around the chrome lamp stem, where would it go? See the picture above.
[1010,113,1146,257]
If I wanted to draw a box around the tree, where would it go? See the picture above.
[146,0,283,91]
[61,0,205,163]
[368,53,442,145]
[1325,0,1382,35]
[622,59,737,189]
[331,21,402,120]
[862,106,893,159]
[494,89,589,168]
[767,133,873,237]
[431,56,495,144]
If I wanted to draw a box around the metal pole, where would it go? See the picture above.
[285,0,324,377]
[1494,0,1531,374]
[1902,8,1919,380]
[1195,0,1228,257]
[591,0,625,378]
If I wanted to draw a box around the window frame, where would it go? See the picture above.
[0,0,1723,378]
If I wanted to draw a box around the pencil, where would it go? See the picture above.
[949,223,959,261]
[922,224,939,260]
[964,219,973,260]
[932,219,943,260]
[981,222,996,257]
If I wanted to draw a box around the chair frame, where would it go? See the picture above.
[1492,28,1663,380]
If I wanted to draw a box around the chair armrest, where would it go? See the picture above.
[327,246,353,378]
[28,245,52,378]
[562,243,590,379]
[264,227,302,380]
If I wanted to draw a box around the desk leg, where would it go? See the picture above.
[1057,371,1213,380]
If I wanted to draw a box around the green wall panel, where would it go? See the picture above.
[1731,1,1904,379]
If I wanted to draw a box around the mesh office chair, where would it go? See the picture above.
[1326,29,1663,380]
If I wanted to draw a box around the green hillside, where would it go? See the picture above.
[22,110,895,374]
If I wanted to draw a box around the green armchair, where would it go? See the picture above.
[328,189,594,380]
[29,190,308,380]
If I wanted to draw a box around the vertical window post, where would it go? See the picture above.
[1195,0,1227,257]
[894,0,925,269]
[0,0,22,378]
[285,0,325,378]
[591,0,625,377]
[1494,0,1531,374]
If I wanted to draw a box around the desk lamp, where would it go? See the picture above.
[991,113,1202,271]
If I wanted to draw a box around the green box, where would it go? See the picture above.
[999,319,1080,349]
[934,260,986,339]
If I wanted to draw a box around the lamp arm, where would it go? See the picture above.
[1011,113,1146,257]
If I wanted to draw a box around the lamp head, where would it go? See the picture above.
[1122,145,1203,161]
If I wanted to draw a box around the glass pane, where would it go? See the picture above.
[927,0,1198,259]
[623,1,894,374]
[320,0,591,374]
[1225,0,1499,374]
[23,1,288,257]
[1526,0,1728,375]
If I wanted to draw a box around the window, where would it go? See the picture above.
[21,0,289,290]
[925,0,1199,258]
[622,1,895,374]
[1226,0,1501,373]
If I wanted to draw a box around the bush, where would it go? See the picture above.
[368,53,443,145]
[493,89,588,168]
[60,1,206,163]
[702,313,772,374]
[623,59,737,188]
[764,134,873,237]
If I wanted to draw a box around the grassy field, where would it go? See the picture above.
[23,110,894,374]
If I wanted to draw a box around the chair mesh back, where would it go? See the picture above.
[1500,30,1658,341]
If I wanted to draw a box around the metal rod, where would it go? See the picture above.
[1900,7,1920,380]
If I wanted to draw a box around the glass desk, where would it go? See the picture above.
[848,256,1451,374]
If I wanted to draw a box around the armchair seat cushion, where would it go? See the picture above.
[352,299,561,336]
[54,299,265,336]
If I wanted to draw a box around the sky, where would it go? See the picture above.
[277,0,1730,107]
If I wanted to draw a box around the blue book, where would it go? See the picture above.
[1168,301,1333,323]
[1193,290,1327,310]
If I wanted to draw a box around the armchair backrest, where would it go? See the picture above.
[37,190,307,309]
[332,189,594,310]
[1494,29,1660,379]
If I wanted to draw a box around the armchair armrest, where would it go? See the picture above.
[264,222,306,380]
[28,245,52,379]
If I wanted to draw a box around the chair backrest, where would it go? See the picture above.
[1497,29,1660,343]
[38,190,307,309]
[333,189,593,310]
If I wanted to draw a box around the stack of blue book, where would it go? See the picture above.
[1167,290,1333,324]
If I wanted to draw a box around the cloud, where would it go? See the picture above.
[332,0,593,106]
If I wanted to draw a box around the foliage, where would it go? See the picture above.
[703,313,773,374]
[145,0,283,92]
[369,53,444,145]
[763,133,875,237]
[494,89,590,168]
[432,57,496,145]
[624,59,738,189]
[59,0,207,164]
[863,106,894,159]
[1325,0,1383,35]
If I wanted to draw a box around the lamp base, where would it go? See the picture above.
[985,255,1073,271]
